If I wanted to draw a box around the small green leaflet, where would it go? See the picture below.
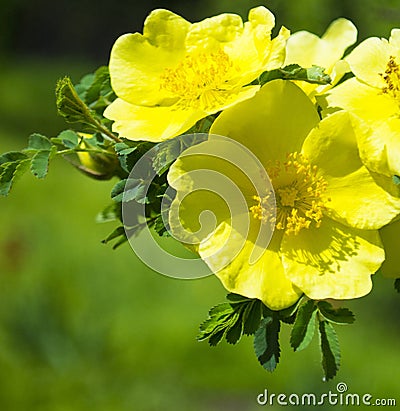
[28,133,52,150]
[30,148,56,179]
[259,64,332,86]
[317,301,355,324]
[74,66,116,117]
[0,134,58,195]
[96,203,122,224]
[0,158,30,196]
[290,299,317,351]
[114,140,155,174]
[253,315,281,372]
[319,320,341,381]
[101,226,127,249]
[198,294,263,346]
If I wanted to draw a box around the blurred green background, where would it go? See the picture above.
[1,1,399,410]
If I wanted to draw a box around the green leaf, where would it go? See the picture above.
[58,130,80,149]
[85,66,115,106]
[0,159,30,196]
[395,278,400,293]
[123,178,149,204]
[253,316,281,372]
[198,303,234,341]
[28,133,52,150]
[111,178,149,204]
[96,203,122,223]
[318,320,341,381]
[0,151,28,165]
[243,300,262,335]
[279,297,304,324]
[208,329,226,347]
[152,134,208,176]
[111,179,127,202]
[74,73,95,99]
[110,235,128,250]
[30,149,53,179]
[392,175,400,185]
[317,301,355,324]
[115,140,155,174]
[259,64,331,86]
[290,300,317,351]
[101,226,127,249]
[153,214,169,237]
[198,301,248,346]
[226,293,252,304]
[225,314,243,345]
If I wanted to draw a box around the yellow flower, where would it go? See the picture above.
[285,18,357,100]
[167,80,399,310]
[325,29,400,177]
[104,7,289,142]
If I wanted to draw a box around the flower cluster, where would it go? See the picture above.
[2,6,400,380]
[103,7,400,309]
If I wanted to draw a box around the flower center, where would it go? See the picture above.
[160,50,234,109]
[379,56,400,100]
[250,152,328,235]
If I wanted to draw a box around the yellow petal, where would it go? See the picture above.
[346,37,395,88]
[186,13,243,52]
[286,18,356,69]
[285,19,356,97]
[302,111,400,229]
[389,28,400,49]
[281,218,384,300]
[104,98,205,142]
[199,221,302,310]
[325,77,398,121]
[223,7,287,82]
[263,26,290,71]
[201,85,260,113]
[379,219,400,278]
[358,118,400,177]
[108,10,190,106]
[143,9,190,50]
[322,18,357,53]
[210,80,320,165]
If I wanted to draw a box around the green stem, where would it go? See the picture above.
[94,120,121,143]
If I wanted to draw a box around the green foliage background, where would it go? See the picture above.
[0,1,399,409]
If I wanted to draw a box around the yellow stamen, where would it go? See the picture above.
[250,152,329,235]
[380,55,400,101]
[160,50,233,109]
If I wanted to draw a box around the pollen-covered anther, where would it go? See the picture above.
[250,152,329,235]
[379,55,400,100]
[250,194,275,225]
[160,50,233,109]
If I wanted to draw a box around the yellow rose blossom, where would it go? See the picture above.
[167,80,400,310]
[325,29,400,177]
[104,7,289,142]
[285,18,357,100]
